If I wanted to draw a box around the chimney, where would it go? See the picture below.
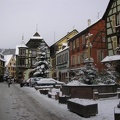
[88,19,91,27]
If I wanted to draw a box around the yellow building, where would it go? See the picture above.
[4,55,16,78]
[50,29,78,79]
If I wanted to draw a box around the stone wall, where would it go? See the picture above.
[62,84,118,99]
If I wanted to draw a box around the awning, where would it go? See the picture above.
[101,55,120,63]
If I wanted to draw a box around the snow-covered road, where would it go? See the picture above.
[0,82,120,120]
[0,82,81,120]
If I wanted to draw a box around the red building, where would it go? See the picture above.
[69,19,107,74]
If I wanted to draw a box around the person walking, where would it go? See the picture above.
[7,78,11,87]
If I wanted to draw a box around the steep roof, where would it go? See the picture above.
[102,0,113,19]
[4,55,13,66]
[50,29,79,47]
[30,32,43,40]
[68,18,104,42]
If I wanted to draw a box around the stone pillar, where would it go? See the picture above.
[93,89,98,100]
[117,88,120,98]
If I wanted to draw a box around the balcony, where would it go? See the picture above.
[16,65,28,68]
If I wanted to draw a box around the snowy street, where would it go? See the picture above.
[0,82,120,120]
[0,82,81,120]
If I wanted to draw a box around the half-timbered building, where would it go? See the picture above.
[102,0,120,74]
[103,0,120,56]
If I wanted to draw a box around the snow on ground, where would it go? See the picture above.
[22,85,120,120]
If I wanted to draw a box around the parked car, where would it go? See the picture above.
[29,77,43,87]
[35,78,65,86]
[22,77,43,87]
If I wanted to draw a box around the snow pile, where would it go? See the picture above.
[67,80,86,86]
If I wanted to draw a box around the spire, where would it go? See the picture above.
[36,24,38,32]
[22,33,24,40]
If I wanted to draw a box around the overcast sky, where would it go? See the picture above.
[0,0,110,48]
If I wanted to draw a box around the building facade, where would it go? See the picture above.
[103,0,120,56]
[50,29,79,79]
[15,41,28,82]
[0,53,5,82]
[69,19,107,76]
[102,0,120,74]
[4,55,16,79]
[15,32,50,81]
[56,43,69,83]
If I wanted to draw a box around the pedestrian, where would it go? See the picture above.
[20,78,24,87]
[7,78,11,87]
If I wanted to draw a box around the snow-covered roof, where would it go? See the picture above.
[15,41,28,55]
[30,36,43,39]
[4,55,12,66]
[101,55,120,63]
[18,41,27,48]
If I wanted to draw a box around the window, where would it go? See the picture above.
[60,55,62,64]
[97,50,104,62]
[70,42,72,50]
[65,53,68,62]
[19,49,26,56]
[73,40,75,49]
[82,35,86,45]
[112,36,117,49]
[112,15,116,27]
[32,59,36,65]
[116,12,120,26]
[57,56,60,65]
[76,38,79,48]
[32,50,36,57]
[77,54,80,64]
[74,55,77,65]
[80,54,84,63]
[63,54,65,63]
[72,56,75,65]
[19,59,25,65]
